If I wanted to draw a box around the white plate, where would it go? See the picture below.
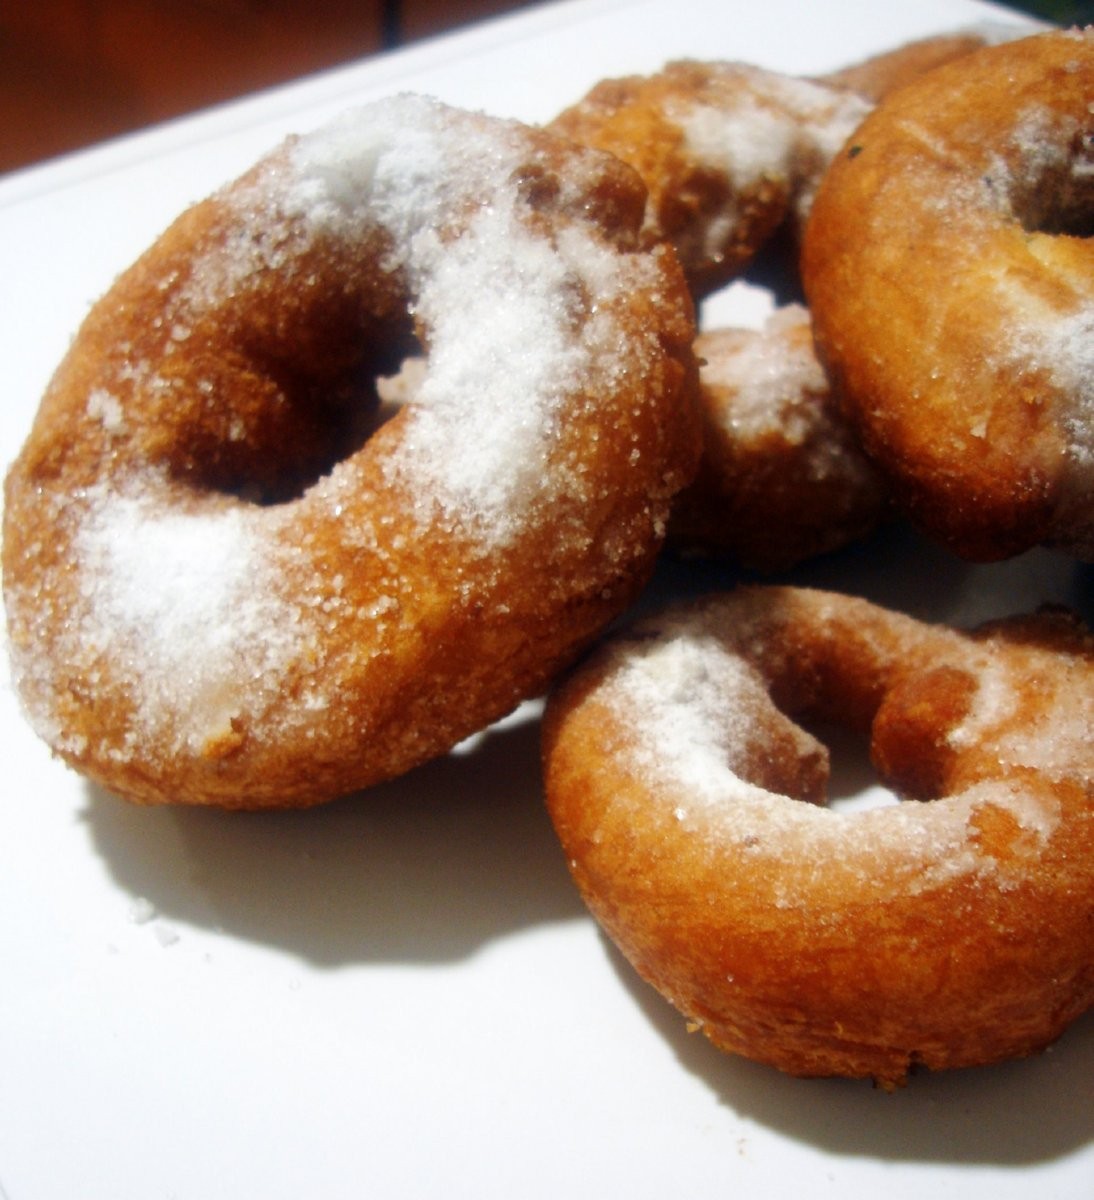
[2,2,1091,1198]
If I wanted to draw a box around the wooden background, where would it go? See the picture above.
[0,0,533,173]
[0,1,1084,175]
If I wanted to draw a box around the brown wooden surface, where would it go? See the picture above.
[0,1,531,173]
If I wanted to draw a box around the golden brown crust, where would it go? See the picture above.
[549,36,999,297]
[2,97,701,808]
[803,30,1094,561]
[542,586,1094,1085]
[549,61,870,296]
[668,306,890,569]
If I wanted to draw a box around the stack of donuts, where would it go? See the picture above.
[3,24,1091,1087]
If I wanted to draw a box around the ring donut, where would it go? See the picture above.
[803,29,1094,561]
[3,95,700,809]
[542,586,1094,1085]
[548,33,1006,299]
[668,305,890,570]
[549,61,870,296]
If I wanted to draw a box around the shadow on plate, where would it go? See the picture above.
[77,519,1093,1167]
[652,517,1094,628]
[616,538,1094,1167]
[82,702,587,966]
[604,933,1094,1166]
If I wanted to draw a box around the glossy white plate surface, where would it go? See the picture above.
[2,2,1091,1197]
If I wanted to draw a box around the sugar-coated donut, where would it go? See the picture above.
[542,586,1094,1086]
[549,61,870,296]
[2,95,700,809]
[547,34,1009,299]
[803,29,1094,561]
[668,305,890,570]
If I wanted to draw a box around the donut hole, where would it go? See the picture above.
[738,670,900,812]
[1009,131,1094,240]
[765,654,975,809]
[173,325,421,506]
[1014,182,1094,240]
[798,719,898,813]
[797,669,974,808]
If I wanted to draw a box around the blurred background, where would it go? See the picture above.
[0,0,1090,175]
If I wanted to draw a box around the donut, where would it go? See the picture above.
[802,29,1094,561]
[668,304,890,570]
[542,586,1094,1086]
[2,95,700,809]
[548,61,871,297]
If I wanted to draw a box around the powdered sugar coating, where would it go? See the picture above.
[174,95,664,543]
[985,99,1094,459]
[3,94,698,805]
[674,68,870,218]
[803,29,1094,560]
[544,585,1093,1082]
[669,305,889,569]
[998,292,1094,484]
[700,305,836,454]
[73,485,310,757]
[589,589,1086,906]
[281,101,591,536]
[971,98,1094,533]
[548,60,870,296]
[615,631,775,804]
